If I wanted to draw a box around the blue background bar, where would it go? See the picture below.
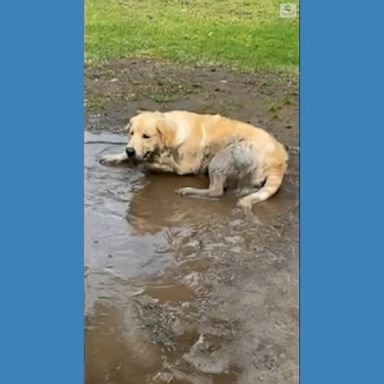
[0,2,83,383]
[301,1,383,383]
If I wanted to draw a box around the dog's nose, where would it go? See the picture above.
[126,147,136,158]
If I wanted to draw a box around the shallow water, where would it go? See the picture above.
[85,132,299,384]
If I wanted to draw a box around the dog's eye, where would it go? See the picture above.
[143,134,150,139]
[131,131,134,135]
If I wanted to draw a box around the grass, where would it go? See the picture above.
[150,93,178,103]
[85,0,299,73]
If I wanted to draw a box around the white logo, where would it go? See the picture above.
[280,3,297,18]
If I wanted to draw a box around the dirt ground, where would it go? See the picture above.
[85,59,299,384]
[86,59,298,148]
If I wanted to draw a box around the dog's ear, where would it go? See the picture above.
[156,118,176,147]
[123,120,132,132]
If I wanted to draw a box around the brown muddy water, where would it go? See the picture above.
[85,131,299,384]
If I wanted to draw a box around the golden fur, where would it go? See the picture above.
[100,111,288,208]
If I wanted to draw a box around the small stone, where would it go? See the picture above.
[182,272,201,289]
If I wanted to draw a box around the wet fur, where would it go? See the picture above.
[100,111,288,208]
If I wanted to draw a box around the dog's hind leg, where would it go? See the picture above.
[237,164,287,209]
[235,174,266,197]
[176,173,225,198]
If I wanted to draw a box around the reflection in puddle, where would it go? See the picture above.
[85,132,299,383]
[85,303,163,384]
[143,283,195,304]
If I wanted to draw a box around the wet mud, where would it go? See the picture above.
[85,59,299,384]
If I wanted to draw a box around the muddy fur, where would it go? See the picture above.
[100,110,288,208]
[177,142,262,199]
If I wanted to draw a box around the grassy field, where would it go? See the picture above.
[85,0,299,73]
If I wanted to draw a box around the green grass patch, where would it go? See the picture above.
[85,0,299,73]
[149,93,178,103]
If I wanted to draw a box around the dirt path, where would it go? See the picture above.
[85,59,299,384]
[86,58,298,147]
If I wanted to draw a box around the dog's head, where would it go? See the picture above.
[124,112,176,161]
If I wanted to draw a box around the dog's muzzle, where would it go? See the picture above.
[126,147,136,158]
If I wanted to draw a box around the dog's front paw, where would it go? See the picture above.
[99,153,125,165]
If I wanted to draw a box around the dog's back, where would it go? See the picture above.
[163,111,289,207]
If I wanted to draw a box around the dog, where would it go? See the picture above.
[100,111,288,209]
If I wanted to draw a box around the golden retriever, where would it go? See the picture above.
[100,111,288,209]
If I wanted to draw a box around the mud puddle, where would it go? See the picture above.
[85,131,299,384]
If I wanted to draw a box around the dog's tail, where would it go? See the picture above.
[238,163,287,209]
